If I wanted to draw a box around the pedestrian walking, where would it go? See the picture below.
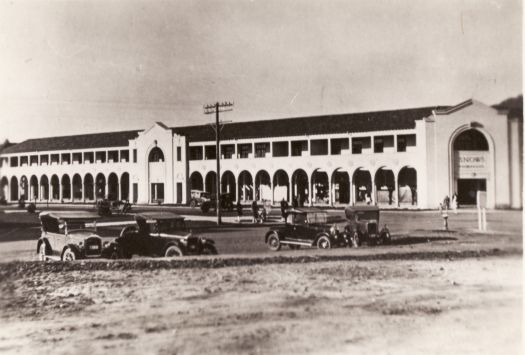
[236,200,243,223]
[251,200,259,223]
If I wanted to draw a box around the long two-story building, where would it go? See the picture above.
[0,99,522,209]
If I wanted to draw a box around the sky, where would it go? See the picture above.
[0,0,522,142]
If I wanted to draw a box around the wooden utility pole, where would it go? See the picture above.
[204,101,233,225]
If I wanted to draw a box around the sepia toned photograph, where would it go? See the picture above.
[0,0,522,354]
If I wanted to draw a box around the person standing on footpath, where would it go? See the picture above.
[251,200,259,223]
[236,200,243,223]
[292,196,298,209]
[280,198,289,222]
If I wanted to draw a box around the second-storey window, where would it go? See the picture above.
[189,146,203,161]
[255,143,269,158]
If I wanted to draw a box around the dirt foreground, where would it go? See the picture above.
[0,254,521,355]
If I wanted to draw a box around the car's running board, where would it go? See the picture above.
[280,240,313,247]
[43,256,61,261]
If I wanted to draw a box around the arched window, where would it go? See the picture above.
[453,129,489,151]
[148,147,165,162]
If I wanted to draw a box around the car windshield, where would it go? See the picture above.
[354,211,379,221]
[293,213,308,225]
[152,219,187,234]
[66,220,96,232]
[201,192,210,199]
[307,212,328,224]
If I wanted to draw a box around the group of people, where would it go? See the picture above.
[235,197,299,224]
[235,199,267,223]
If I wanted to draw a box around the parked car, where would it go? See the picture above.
[189,190,211,208]
[113,212,217,258]
[96,199,132,216]
[343,205,391,247]
[264,208,346,251]
[200,193,234,213]
[37,211,115,261]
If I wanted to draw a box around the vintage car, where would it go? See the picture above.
[264,208,346,251]
[343,205,391,246]
[189,190,211,208]
[113,212,217,258]
[96,199,132,216]
[200,193,234,213]
[37,211,114,261]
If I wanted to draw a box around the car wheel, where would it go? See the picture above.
[317,235,331,249]
[62,247,76,261]
[267,233,281,251]
[190,200,196,208]
[289,244,301,250]
[38,242,47,261]
[202,244,218,255]
[165,245,183,257]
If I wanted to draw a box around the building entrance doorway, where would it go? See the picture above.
[151,183,164,203]
[457,179,486,206]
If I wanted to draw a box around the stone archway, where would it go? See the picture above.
[398,167,417,206]
[9,176,18,201]
[72,174,82,201]
[450,127,493,207]
[352,168,372,205]
[40,175,49,201]
[84,174,94,201]
[332,169,350,205]
[190,171,204,191]
[50,175,60,200]
[221,171,236,200]
[108,173,119,200]
[61,175,71,201]
[121,172,130,201]
[311,169,329,205]
[29,175,39,201]
[1,176,9,201]
[238,171,253,201]
[291,169,309,207]
[255,170,271,201]
[374,168,395,206]
[148,147,166,203]
[273,169,290,202]
[205,171,217,195]
[95,173,106,199]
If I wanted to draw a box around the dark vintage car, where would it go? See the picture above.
[264,208,346,251]
[96,199,132,216]
[37,211,115,261]
[200,193,234,213]
[189,190,211,208]
[113,212,217,258]
[343,206,391,247]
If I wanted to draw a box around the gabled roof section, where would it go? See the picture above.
[1,130,141,155]
[434,99,473,115]
[172,106,445,142]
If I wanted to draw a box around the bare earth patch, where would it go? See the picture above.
[0,255,521,355]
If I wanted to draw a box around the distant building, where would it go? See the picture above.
[0,99,522,209]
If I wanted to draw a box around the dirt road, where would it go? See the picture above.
[0,254,521,355]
